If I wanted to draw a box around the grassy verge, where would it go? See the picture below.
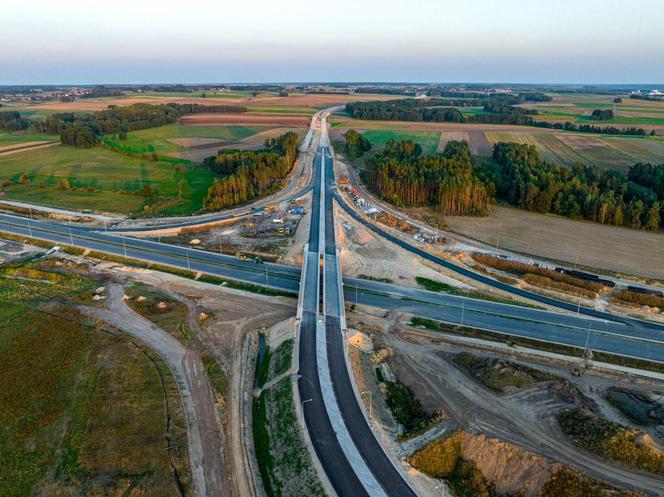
[407,316,664,375]
[125,283,192,342]
[0,259,192,497]
[252,338,327,497]
[358,274,393,283]
[0,231,296,298]
[415,276,541,308]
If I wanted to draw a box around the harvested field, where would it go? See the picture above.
[446,206,664,279]
[180,113,310,127]
[468,130,492,156]
[0,141,59,156]
[165,127,308,162]
[437,131,469,152]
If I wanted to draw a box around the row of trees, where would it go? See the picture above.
[343,129,372,158]
[203,132,300,210]
[0,111,29,131]
[532,120,647,136]
[483,142,663,231]
[364,139,493,216]
[32,103,247,148]
[345,98,647,136]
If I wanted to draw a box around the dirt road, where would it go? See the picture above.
[383,326,664,496]
[81,284,229,497]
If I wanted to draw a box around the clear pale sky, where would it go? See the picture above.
[1,0,662,85]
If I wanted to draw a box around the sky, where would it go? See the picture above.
[1,0,662,85]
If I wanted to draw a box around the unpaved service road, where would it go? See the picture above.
[383,327,664,496]
[82,284,229,497]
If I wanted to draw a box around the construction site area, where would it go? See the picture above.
[345,303,664,497]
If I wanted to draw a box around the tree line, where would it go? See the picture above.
[482,142,663,231]
[345,98,647,136]
[352,130,663,231]
[363,138,493,216]
[0,111,29,131]
[31,103,247,147]
[343,129,372,158]
[203,132,300,210]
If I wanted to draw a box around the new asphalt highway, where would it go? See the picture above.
[2,211,664,362]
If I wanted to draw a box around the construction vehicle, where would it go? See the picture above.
[338,177,349,185]
[265,205,277,212]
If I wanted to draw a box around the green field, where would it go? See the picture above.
[0,260,192,497]
[0,144,215,215]
[101,123,270,156]
[0,132,59,145]
[361,129,441,154]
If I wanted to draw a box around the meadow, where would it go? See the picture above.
[361,129,442,154]
[100,123,272,156]
[0,260,192,497]
[0,144,215,215]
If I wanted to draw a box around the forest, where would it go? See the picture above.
[203,131,300,210]
[353,129,663,231]
[31,103,247,147]
[589,109,614,121]
[482,142,663,231]
[0,111,29,131]
[343,129,372,158]
[363,139,493,216]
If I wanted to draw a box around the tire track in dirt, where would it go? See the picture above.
[81,284,229,497]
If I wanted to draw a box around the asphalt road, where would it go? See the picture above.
[334,192,664,330]
[322,145,419,497]
[297,146,372,497]
[3,212,664,362]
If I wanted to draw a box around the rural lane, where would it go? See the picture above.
[81,284,229,497]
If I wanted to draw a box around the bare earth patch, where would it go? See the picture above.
[446,206,664,280]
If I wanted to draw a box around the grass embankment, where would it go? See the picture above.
[253,338,326,497]
[414,276,540,308]
[453,351,555,393]
[408,433,645,497]
[559,408,664,475]
[0,231,296,298]
[0,142,215,216]
[407,316,664,375]
[0,259,192,497]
